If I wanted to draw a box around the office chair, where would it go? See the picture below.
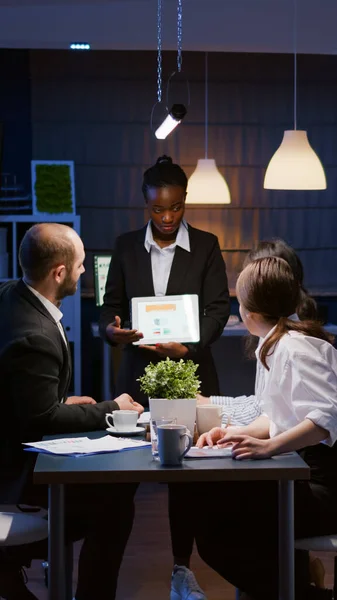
[0,508,73,600]
[295,535,337,596]
[0,509,48,547]
[0,509,48,598]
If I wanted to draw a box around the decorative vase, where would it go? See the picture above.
[149,398,197,436]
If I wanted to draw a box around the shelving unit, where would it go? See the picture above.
[0,214,81,395]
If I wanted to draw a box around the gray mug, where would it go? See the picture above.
[157,424,193,466]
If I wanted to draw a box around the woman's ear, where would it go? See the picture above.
[248,312,266,327]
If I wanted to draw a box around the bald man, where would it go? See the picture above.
[0,223,143,600]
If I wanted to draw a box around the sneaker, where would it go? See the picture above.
[307,585,334,599]
[170,565,207,600]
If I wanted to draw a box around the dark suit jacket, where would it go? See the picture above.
[0,279,119,502]
[99,224,230,404]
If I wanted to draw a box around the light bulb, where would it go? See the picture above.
[155,104,187,140]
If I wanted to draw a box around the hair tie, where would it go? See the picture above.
[156,155,172,165]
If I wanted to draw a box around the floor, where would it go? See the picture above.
[25,483,335,600]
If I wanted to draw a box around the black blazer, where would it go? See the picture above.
[100,224,230,403]
[0,280,118,502]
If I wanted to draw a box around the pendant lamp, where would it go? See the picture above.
[264,0,326,190]
[186,53,231,204]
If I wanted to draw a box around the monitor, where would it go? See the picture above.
[93,254,112,307]
[0,122,3,190]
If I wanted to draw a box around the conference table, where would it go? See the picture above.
[34,430,309,600]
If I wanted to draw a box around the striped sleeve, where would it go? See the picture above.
[210,395,262,426]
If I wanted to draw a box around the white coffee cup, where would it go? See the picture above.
[196,404,227,435]
[157,424,192,466]
[105,410,138,432]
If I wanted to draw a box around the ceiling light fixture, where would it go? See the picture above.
[153,0,187,140]
[264,0,326,190]
[155,103,187,139]
[186,53,231,205]
[70,43,90,50]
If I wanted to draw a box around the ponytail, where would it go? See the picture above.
[297,287,318,321]
[244,288,318,360]
[260,318,334,370]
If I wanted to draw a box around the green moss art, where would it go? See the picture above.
[34,164,73,214]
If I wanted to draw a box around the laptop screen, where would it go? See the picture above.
[93,254,112,307]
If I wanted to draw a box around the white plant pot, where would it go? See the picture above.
[149,398,197,436]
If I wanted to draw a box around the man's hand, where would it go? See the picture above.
[114,393,144,414]
[218,434,273,460]
[65,396,96,405]
[139,342,188,358]
[196,394,210,405]
[106,316,143,345]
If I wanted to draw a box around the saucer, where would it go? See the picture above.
[106,425,146,436]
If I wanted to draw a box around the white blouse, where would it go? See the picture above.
[210,314,302,427]
[144,220,190,296]
[256,329,337,445]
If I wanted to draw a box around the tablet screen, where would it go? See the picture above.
[131,294,200,345]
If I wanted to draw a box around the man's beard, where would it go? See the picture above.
[56,273,77,301]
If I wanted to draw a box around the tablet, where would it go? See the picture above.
[131,294,200,345]
[185,446,233,459]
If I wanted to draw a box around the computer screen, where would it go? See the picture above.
[93,254,112,307]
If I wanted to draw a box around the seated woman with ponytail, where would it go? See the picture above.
[195,256,337,600]
[197,238,319,426]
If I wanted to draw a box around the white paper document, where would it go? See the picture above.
[23,435,151,457]
[186,446,233,459]
[131,294,200,345]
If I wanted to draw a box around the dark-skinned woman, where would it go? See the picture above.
[99,155,230,600]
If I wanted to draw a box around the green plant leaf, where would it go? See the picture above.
[137,357,201,399]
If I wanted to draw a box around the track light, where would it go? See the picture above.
[155,104,187,140]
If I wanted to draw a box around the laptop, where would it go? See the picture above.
[93,254,112,307]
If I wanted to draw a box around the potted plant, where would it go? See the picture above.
[138,357,200,435]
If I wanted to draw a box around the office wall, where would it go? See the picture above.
[29,50,337,294]
[0,49,32,191]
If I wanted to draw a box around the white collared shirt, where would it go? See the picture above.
[144,220,190,296]
[256,328,337,445]
[23,281,67,347]
[211,314,301,427]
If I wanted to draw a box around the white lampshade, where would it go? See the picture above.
[186,159,231,205]
[264,130,327,190]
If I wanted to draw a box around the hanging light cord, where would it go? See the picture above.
[177,0,183,72]
[293,0,297,130]
[150,0,162,130]
[164,0,189,111]
[157,0,162,103]
[204,52,208,159]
